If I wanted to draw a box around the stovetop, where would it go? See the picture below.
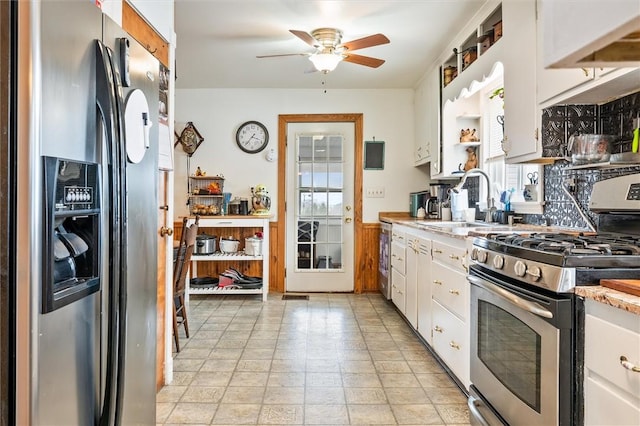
[478,232,640,268]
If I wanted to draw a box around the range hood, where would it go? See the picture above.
[542,0,640,68]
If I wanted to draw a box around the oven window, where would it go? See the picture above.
[478,300,541,412]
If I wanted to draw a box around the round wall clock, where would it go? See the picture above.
[236,121,269,153]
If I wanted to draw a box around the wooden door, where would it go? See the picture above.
[157,171,171,390]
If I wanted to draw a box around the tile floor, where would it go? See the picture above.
[157,293,470,425]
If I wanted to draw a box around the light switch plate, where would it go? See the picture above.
[366,187,385,198]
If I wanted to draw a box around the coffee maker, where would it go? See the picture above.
[427,183,451,219]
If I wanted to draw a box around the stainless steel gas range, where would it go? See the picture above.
[466,173,640,426]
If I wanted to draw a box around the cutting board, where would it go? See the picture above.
[600,279,640,297]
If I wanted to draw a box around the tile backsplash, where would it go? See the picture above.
[524,90,640,229]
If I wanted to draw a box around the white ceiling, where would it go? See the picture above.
[174,0,487,90]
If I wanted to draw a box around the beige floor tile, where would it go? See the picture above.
[424,387,467,405]
[172,358,205,372]
[263,386,305,404]
[267,372,306,387]
[342,373,383,388]
[199,359,238,372]
[390,403,443,425]
[384,387,428,405]
[270,358,306,372]
[211,403,261,425]
[304,404,350,424]
[156,385,187,403]
[240,347,275,360]
[305,358,340,372]
[190,371,233,387]
[344,388,388,404]
[185,338,219,349]
[245,338,278,349]
[338,350,372,361]
[155,402,175,423]
[165,402,217,424]
[305,387,346,405]
[374,360,412,374]
[181,386,225,403]
[208,348,243,360]
[174,347,211,359]
[236,359,272,372]
[169,371,196,386]
[229,371,270,387]
[348,404,397,424]
[306,372,342,387]
[369,350,405,361]
[258,404,304,424]
[435,404,470,424]
[379,373,422,388]
[415,373,458,389]
[340,360,376,373]
[221,386,266,404]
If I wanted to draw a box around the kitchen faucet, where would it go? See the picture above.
[451,168,496,223]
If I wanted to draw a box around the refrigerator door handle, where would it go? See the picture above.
[95,39,128,426]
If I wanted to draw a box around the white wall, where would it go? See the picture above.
[174,88,430,223]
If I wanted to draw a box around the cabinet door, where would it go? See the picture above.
[585,377,640,426]
[502,0,539,161]
[404,238,418,328]
[416,237,432,344]
[432,299,469,389]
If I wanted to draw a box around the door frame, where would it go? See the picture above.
[276,114,363,293]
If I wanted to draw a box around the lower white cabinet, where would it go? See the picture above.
[584,300,640,426]
[391,226,407,315]
[416,237,432,344]
[432,299,469,389]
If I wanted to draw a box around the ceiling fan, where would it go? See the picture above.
[257,28,390,73]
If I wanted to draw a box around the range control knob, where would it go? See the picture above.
[470,248,478,261]
[492,255,505,269]
[476,249,488,264]
[527,266,542,281]
[514,260,527,277]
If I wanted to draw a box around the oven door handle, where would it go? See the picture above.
[468,275,553,319]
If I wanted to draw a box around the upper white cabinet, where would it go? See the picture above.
[414,71,438,167]
[541,0,640,68]
[501,0,539,163]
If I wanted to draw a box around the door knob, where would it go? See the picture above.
[159,205,169,211]
[160,226,173,237]
[345,217,352,223]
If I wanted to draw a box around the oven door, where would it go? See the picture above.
[468,266,570,426]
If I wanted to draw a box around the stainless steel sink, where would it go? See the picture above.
[421,221,493,228]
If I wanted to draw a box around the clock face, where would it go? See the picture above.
[236,121,269,153]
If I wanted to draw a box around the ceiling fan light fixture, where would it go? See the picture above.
[309,52,342,73]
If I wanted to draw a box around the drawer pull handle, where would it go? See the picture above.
[433,280,442,285]
[434,325,443,333]
[449,254,459,260]
[392,254,397,258]
[433,249,443,254]
[398,257,403,261]
[620,356,640,373]
[449,341,460,350]
[449,289,460,295]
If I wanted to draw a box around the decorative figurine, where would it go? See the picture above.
[251,184,271,215]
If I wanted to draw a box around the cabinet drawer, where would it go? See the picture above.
[585,376,640,426]
[432,300,469,389]
[391,268,406,314]
[585,313,640,398]
[431,262,468,321]
[391,240,406,274]
[391,229,406,244]
[432,239,467,273]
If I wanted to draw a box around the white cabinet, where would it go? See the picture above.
[414,66,440,167]
[391,227,407,314]
[541,0,640,69]
[584,300,640,426]
[430,236,470,389]
[501,0,539,163]
[416,237,433,344]
[404,235,419,329]
[187,216,270,301]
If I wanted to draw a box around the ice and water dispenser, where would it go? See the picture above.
[43,157,101,313]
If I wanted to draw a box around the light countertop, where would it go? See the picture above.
[575,286,640,315]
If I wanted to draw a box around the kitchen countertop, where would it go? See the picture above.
[575,286,640,315]
[379,212,582,240]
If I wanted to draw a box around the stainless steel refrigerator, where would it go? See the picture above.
[14,1,159,423]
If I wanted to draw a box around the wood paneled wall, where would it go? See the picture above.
[122,1,169,67]
[357,223,381,293]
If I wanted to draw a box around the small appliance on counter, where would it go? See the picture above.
[426,183,451,219]
[409,190,429,217]
[251,184,271,215]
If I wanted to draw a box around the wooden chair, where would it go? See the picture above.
[173,216,199,352]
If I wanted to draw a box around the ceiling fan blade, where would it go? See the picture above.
[340,33,390,51]
[343,53,385,68]
[290,29,320,48]
[256,53,309,59]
